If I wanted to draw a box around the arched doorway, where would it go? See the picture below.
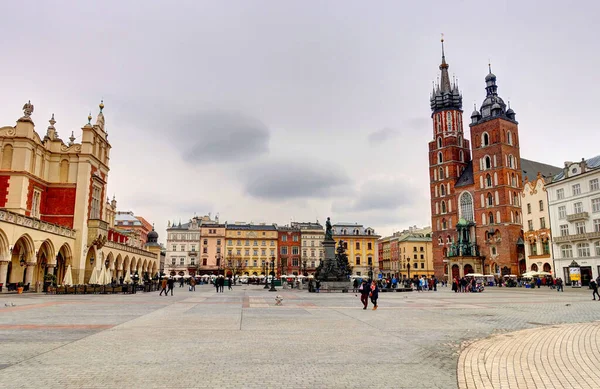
[8,234,35,287]
[115,254,123,280]
[451,264,460,279]
[85,246,97,284]
[464,264,474,276]
[0,228,11,286]
[36,240,55,289]
[54,243,72,286]
[519,259,526,274]
[531,263,538,272]
[543,263,551,273]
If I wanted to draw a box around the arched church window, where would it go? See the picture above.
[486,174,492,188]
[441,201,447,213]
[439,167,444,180]
[487,193,493,207]
[508,155,514,168]
[437,137,442,148]
[459,192,474,222]
[459,150,464,162]
[442,218,447,229]
[446,112,453,132]
[458,135,462,146]
[507,131,513,145]
[440,185,446,196]
[482,132,489,147]
[485,156,491,170]
[438,152,443,164]
[489,212,494,224]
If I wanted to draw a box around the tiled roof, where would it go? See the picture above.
[520,158,562,182]
[226,224,277,231]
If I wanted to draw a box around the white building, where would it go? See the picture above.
[547,156,600,286]
[521,174,554,274]
[291,222,325,272]
[165,217,201,276]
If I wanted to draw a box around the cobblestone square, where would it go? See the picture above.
[1,285,599,388]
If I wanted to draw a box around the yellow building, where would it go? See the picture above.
[378,236,392,275]
[333,223,380,278]
[225,223,278,276]
[396,227,434,279]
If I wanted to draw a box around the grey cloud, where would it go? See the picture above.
[175,111,270,163]
[368,127,400,145]
[240,160,351,200]
[333,178,415,213]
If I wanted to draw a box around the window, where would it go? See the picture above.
[574,202,583,214]
[420,263,425,269]
[171,258,176,265]
[591,179,599,192]
[560,225,569,236]
[440,184,446,196]
[227,240,233,246]
[596,242,600,256]
[420,254,424,259]
[245,249,250,256]
[355,242,360,250]
[508,155,514,168]
[236,249,241,255]
[538,200,544,212]
[442,219,447,229]
[459,150,464,162]
[90,185,102,219]
[292,247,299,255]
[487,193,493,207]
[446,112,453,132]
[489,212,494,224]
[528,220,534,231]
[203,247,207,254]
[217,239,221,246]
[281,247,288,255]
[485,174,492,187]
[529,241,537,255]
[439,167,444,180]
[261,249,266,256]
[253,249,258,256]
[577,243,590,257]
[437,137,442,148]
[172,245,176,251]
[413,263,418,269]
[293,235,299,242]
[459,192,474,222]
[438,152,443,164]
[245,240,249,246]
[270,241,275,246]
[592,198,600,213]
[367,242,372,250]
[557,189,564,200]
[311,249,315,257]
[561,245,573,258]
[485,156,491,169]
[558,206,566,219]
[441,201,447,213]
[203,239,208,245]
[180,258,184,265]
[540,217,546,229]
[180,245,185,251]
[595,219,600,232]
[527,203,531,214]
[253,241,258,246]
[191,245,196,252]
[542,240,550,255]
[292,259,299,267]
[482,132,489,146]
[282,235,287,242]
[31,189,41,218]
[356,257,361,265]
[507,131,513,145]
[576,222,586,235]
[573,184,581,196]
[368,257,372,265]
[190,258,195,265]
[420,247,424,252]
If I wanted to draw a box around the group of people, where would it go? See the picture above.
[213,276,233,293]
[357,280,379,310]
[451,277,482,293]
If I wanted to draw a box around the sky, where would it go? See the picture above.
[1,0,599,242]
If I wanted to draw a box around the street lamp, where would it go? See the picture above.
[263,260,269,289]
[269,256,277,292]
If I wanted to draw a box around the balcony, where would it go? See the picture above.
[87,219,109,248]
[553,231,600,243]
[566,212,589,222]
[188,250,198,257]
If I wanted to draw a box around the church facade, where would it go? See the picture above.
[428,39,535,280]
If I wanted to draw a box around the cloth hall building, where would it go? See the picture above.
[428,40,560,280]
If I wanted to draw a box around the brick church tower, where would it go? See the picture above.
[428,39,525,280]
[428,38,471,276]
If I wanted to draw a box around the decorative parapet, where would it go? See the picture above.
[554,231,600,243]
[566,212,589,222]
[104,240,158,259]
[0,209,76,238]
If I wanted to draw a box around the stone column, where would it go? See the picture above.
[0,261,8,290]
[25,262,36,287]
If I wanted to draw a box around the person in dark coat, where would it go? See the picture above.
[166,277,175,296]
[591,279,600,300]
[359,280,370,310]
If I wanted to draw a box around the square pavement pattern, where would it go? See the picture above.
[1,285,600,389]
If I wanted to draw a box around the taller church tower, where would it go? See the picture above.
[428,38,471,276]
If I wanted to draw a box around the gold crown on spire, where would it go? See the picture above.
[87,112,92,124]
[99,99,104,112]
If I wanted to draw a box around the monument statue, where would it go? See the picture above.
[325,217,333,241]
[22,100,34,118]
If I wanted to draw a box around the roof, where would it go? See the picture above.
[115,212,142,225]
[552,155,600,182]
[455,161,474,188]
[520,158,562,182]
[226,224,277,231]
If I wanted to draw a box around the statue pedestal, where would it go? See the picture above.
[319,281,351,292]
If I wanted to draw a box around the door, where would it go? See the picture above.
[581,267,592,287]
[451,264,459,279]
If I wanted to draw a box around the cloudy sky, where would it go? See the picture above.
[1,1,598,241]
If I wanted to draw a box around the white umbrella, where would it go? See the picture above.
[123,269,132,284]
[63,265,73,286]
[183,275,191,279]
[88,268,99,285]
[97,266,107,285]
[106,268,113,284]
[174,275,182,279]
[465,273,484,277]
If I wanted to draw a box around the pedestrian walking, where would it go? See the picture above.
[359,280,370,309]
[189,276,196,292]
[353,278,359,293]
[228,276,233,290]
[159,277,168,296]
[591,279,600,300]
[167,277,175,296]
[370,280,379,310]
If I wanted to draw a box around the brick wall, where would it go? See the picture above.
[0,175,9,207]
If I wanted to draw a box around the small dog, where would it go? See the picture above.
[275,295,283,306]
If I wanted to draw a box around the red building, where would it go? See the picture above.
[428,39,551,280]
[277,226,301,276]
[390,239,399,277]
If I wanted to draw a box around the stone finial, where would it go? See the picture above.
[22,100,34,118]
[87,112,92,125]
[49,113,56,127]
[68,131,75,146]
[99,99,104,113]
